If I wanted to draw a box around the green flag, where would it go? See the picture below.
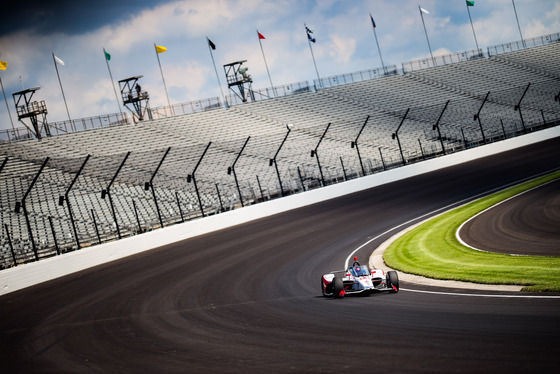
[466,0,475,6]
[104,51,111,61]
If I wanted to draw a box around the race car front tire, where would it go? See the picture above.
[387,271,399,293]
[333,277,345,299]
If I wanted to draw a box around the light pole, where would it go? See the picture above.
[270,124,292,197]
[59,154,90,250]
[433,100,450,155]
[392,109,409,165]
[514,83,531,133]
[188,142,212,217]
[351,115,370,176]
[229,136,251,207]
[145,147,171,228]
[311,123,331,186]
[474,91,489,143]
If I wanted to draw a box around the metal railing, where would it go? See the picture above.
[402,49,484,73]
[149,97,223,119]
[0,112,130,142]
[226,81,313,106]
[314,65,398,89]
[487,32,560,57]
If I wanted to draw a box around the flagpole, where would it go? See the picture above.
[511,0,525,49]
[466,3,480,53]
[0,76,15,131]
[207,37,226,106]
[154,43,172,114]
[370,13,386,74]
[52,52,71,121]
[419,6,435,66]
[103,48,122,115]
[305,24,321,89]
[257,30,275,97]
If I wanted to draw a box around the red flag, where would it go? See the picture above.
[258,31,265,40]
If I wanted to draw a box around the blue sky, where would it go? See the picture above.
[0,0,559,132]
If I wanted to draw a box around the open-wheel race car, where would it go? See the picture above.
[321,257,399,298]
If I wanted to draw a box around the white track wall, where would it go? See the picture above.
[1,126,559,296]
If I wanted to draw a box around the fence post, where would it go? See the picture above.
[48,216,60,255]
[14,157,49,261]
[145,147,171,228]
[91,209,101,244]
[5,224,17,266]
[101,151,131,239]
[215,184,225,212]
[175,192,184,222]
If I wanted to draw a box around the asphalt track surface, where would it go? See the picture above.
[459,178,560,256]
[1,138,560,373]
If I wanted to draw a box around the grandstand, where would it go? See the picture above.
[1,33,559,269]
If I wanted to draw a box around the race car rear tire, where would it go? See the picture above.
[387,271,399,293]
[333,277,345,299]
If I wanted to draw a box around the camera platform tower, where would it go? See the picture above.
[224,60,254,103]
[12,87,49,140]
[119,75,151,121]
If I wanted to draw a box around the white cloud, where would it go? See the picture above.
[0,0,558,132]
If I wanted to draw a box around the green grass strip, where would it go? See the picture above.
[384,170,560,292]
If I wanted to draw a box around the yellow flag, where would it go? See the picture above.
[0,61,7,70]
[155,45,167,53]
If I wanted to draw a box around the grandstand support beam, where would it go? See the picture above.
[514,83,530,133]
[311,123,331,187]
[351,115,370,176]
[228,136,251,207]
[101,151,131,239]
[270,125,292,197]
[392,108,409,165]
[474,91,489,144]
[59,154,90,250]
[433,101,450,156]
[14,157,49,262]
[188,142,211,217]
[145,147,171,229]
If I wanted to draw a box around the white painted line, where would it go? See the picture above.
[401,288,560,299]
[345,171,551,269]
[351,169,560,294]
[455,177,560,255]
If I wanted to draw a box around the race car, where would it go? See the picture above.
[321,257,399,298]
